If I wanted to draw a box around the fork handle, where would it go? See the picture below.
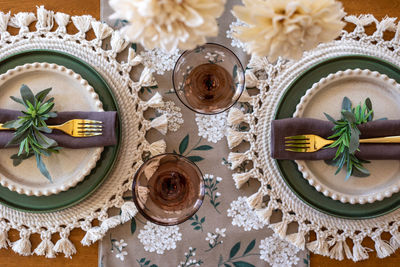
[360,135,400,143]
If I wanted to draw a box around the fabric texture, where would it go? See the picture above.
[271,118,400,160]
[0,109,117,148]
[98,0,309,266]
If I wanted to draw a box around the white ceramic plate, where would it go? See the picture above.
[0,62,103,196]
[293,68,400,204]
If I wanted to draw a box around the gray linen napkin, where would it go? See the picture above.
[271,118,400,160]
[0,109,117,148]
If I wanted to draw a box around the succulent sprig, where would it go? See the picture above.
[324,97,375,180]
[3,84,61,182]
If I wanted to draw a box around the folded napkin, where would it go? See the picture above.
[271,118,400,160]
[0,109,117,149]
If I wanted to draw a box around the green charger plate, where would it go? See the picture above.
[0,49,121,213]
[274,55,400,219]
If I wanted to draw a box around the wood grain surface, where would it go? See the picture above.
[0,0,399,266]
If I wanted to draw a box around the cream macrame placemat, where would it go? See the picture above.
[226,15,400,262]
[0,6,173,258]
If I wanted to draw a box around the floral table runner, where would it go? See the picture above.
[99,1,309,266]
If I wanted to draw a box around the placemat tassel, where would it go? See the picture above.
[286,230,306,250]
[374,16,396,38]
[307,234,329,256]
[54,12,70,33]
[232,170,256,189]
[33,232,55,258]
[150,115,168,135]
[54,231,76,258]
[227,107,247,125]
[329,240,344,261]
[372,235,395,258]
[245,71,258,88]
[100,216,122,232]
[228,152,249,170]
[127,48,143,66]
[255,202,273,223]
[120,201,138,223]
[227,129,248,149]
[91,21,112,42]
[142,92,163,110]
[0,225,9,249]
[110,30,129,54]
[246,190,263,209]
[11,230,31,256]
[352,239,370,261]
[148,140,167,156]
[271,220,288,239]
[389,229,400,249]
[0,11,11,38]
[36,6,54,31]
[71,15,93,37]
[238,89,253,103]
[138,67,157,88]
[81,226,105,246]
[9,12,36,34]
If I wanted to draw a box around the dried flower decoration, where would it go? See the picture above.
[232,0,346,61]
[109,0,226,51]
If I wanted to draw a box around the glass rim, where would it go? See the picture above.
[132,153,205,226]
[172,42,246,115]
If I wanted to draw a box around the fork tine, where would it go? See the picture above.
[285,135,308,140]
[78,129,103,133]
[285,144,310,148]
[77,132,103,137]
[285,148,308,152]
[78,124,103,129]
[81,120,103,124]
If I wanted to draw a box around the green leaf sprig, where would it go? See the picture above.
[3,84,61,182]
[324,97,374,180]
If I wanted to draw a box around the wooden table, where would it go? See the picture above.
[0,0,399,266]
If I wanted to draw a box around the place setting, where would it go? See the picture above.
[2,0,400,266]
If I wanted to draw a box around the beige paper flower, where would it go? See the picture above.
[109,0,226,51]
[232,0,346,61]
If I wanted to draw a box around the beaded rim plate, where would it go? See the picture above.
[0,62,104,196]
[274,54,400,219]
[293,68,400,204]
[0,49,121,213]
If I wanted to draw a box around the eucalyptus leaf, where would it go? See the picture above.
[348,126,360,154]
[342,110,356,123]
[35,88,52,102]
[35,152,52,182]
[20,84,36,106]
[341,97,352,111]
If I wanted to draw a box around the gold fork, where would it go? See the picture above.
[285,134,400,152]
[0,119,103,137]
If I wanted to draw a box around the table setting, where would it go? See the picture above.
[0,0,399,266]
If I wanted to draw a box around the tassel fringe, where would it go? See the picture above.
[228,152,249,170]
[110,30,129,53]
[150,114,168,135]
[238,89,253,103]
[148,139,166,156]
[232,170,256,189]
[142,92,163,110]
[36,6,53,31]
[286,231,306,250]
[54,233,76,258]
[0,11,10,34]
[127,48,143,66]
[9,12,36,33]
[372,235,395,258]
[33,233,55,258]
[307,235,329,256]
[11,230,31,256]
[246,190,264,209]
[227,107,248,125]
[54,12,69,33]
[255,203,273,223]
[81,227,105,246]
[120,201,138,223]
[227,128,248,149]
[71,15,93,36]
[352,240,371,262]
[271,220,288,239]
[91,21,112,41]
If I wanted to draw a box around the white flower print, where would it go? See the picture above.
[115,251,128,261]
[205,227,226,251]
[114,239,128,251]
[195,112,228,143]
[157,100,184,132]
[259,233,300,267]
[227,196,266,231]
[226,19,247,50]
[140,48,180,75]
[138,221,182,254]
